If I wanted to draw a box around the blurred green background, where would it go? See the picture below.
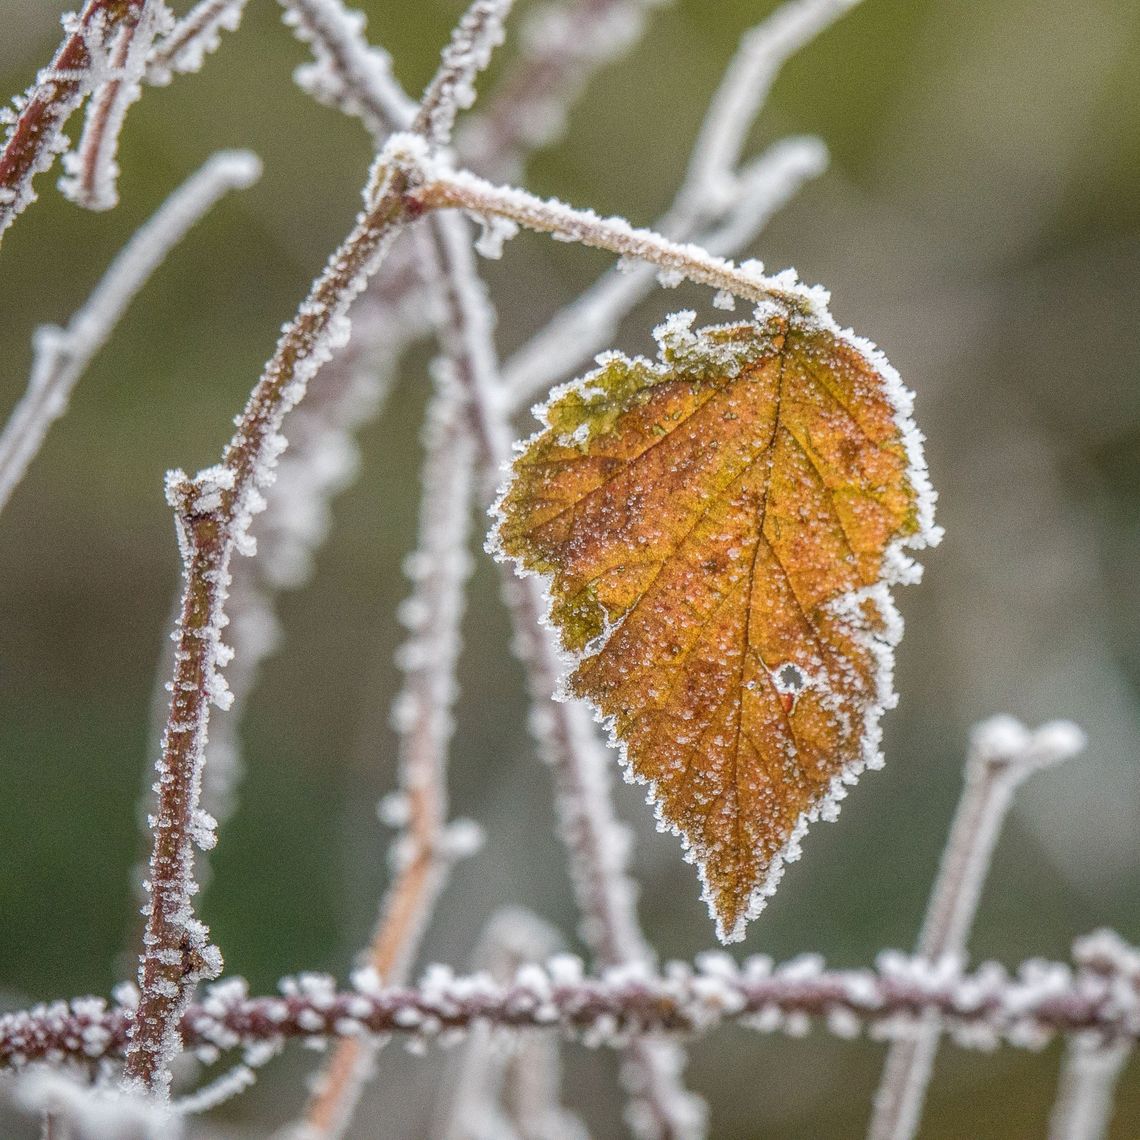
[1,0,1138,1135]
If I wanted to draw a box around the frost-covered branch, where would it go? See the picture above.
[0,0,154,245]
[670,0,860,220]
[300,365,481,1140]
[436,909,586,1140]
[868,717,1086,1140]
[412,0,514,148]
[456,0,671,180]
[422,207,705,1139]
[146,0,249,85]
[502,134,826,403]
[279,0,415,140]
[196,293,407,830]
[123,145,422,1098]
[58,0,173,211]
[0,150,260,517]
[1047,930,1140,1140]
[406,156,827,316]
[1048,1037,1130,1140]
[5,941,1140,1072]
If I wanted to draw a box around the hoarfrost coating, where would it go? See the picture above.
[490,309,940,943]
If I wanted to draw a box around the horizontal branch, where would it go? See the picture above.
[6,938,1139,1071]
[405,154,828,314]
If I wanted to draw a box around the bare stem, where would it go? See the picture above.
[146,0,249,84]
[409,159,824,315]
[58,0,170,211]
[436,909,586,1140]
[456,0,670,180]
[122,152,416,1098]
[1048,929,1140,1140]
[1048,1038,1131,1140]
[0,150,260,517]
[301,383,479,1139]
[412,0,514,147]
[0,0,148,245]
[670,0,861,220]
[6,941,1140,1070]
[279,0,416,140]
[867,717,1086,1140]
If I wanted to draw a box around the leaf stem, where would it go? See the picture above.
[409,159,824,314]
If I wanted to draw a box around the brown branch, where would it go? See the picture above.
[0,0,147,244]
[303,375,479,1137]
[146,0,249,83]
[411,0,513,147]
[57,1,167,211]
[6,943,1140,1071]
[122,153,418,1098]
[456,0,668,179]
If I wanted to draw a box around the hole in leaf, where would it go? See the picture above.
[773,663,806,694]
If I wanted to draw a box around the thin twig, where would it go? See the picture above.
[1047,929,1140,1140]
[456,0,672,180]
[412,0,515,148]
[195,293,407,828]
[407,155,826,316]
[146,0,250,84]
[277,5,520,1131]
[300,367,481,1139]
[867,717,1086,1140]
[669,0,861,221]
[0,150,260,517]
[58,0,172,211]
[0,0,148,245]
[427,207,706,1139]
[436,908,586,1140]
[6,941,1140,1070]
[279,0,416,140]
[1048,1038,1131,1140]
[122,144,420,1098]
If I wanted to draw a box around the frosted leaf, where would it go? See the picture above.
[493,310,939,942]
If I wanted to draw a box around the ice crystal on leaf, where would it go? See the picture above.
[492,308,939,942]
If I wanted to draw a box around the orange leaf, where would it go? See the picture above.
[493,309,939,942]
